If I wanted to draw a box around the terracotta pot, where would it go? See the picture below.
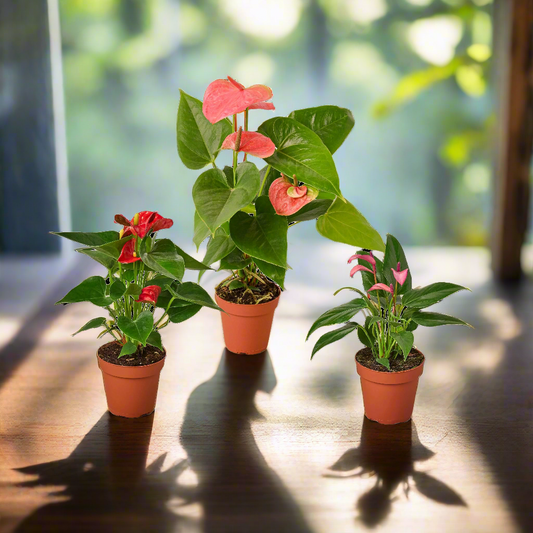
[97,350,166,418]
[356,350,424,425]
[215,293,280,355]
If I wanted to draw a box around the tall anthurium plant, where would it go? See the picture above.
[307,235,472,368]
[177,76,384,302]
[52,211,220,357]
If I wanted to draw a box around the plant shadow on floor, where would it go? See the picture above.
[179,349,313,533]
[325,417,466,528]
[13,412,191,533]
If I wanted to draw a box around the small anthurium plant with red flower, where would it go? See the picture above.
[307,235,472,369]
[177,77,384,303]
[52,211,220,359]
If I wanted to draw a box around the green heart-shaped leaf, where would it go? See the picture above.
[117,310,154,346]
[56,276,113,307]
[258,117,342,197]
[229,196,288,268]
[141,238,185,281]
[193,163,261,233]
[170,281,221,311]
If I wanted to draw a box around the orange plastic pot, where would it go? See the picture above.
[215,293,280,355]
[97,350,166,418]
[356,350,424,425]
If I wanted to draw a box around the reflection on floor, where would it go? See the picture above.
[0,246,531,533]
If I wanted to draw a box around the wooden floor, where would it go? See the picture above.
[0,245,532,533]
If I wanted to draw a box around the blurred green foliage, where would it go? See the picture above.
[60,0,493,247]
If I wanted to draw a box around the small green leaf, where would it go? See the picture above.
[52,231,120,246]
[110,280,127,300]
[357,325,374,349]
[119,341,138,358]
[402,283,470,309]
[219,248,252,270]
[411,311,473,328]
[89,235,134,260]
[176,90,232,169]
[76,248,116,269]
[307,299,367,339]
[117,310,154,346]
[193,210,210,250]
[72,317,107,336]
[146,330,163,350]
[376,357,390,370]
[175,245,212,271]
[125,283,143,297]
[168,303,202,323]
[56,276,113,307]
[202,228,236,267]
[253,257,286,289]
[382,234,412,294]
[317,198,385,252]
[171,281,221,311]
[311,322,358,359]
[140,238,185,281]
[287,199,333,223]
[390,330,414,359]
[229,280,245,290]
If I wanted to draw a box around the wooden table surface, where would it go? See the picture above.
[0,244,531,533]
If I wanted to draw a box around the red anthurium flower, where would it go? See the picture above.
[203,76,274,124]
[114,211,173,239]
[136,285,162,306]
[368,283,394,295]
[118,239,140,264]
[392,262,409,286]
[348,253,376,270]
[269,175,319,216]
[221,131,276,158]
[350,264,373,277]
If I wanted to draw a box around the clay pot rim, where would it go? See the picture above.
[215,292,281,311]
[355,349,424,385]
[97,342,166,369]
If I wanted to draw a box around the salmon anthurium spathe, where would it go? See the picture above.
[221,130,276,158]
[268,175,318,216]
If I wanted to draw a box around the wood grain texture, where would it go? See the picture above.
[0,246,531,533]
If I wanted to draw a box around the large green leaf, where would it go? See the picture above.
[193,163,260,233]
[258,117,342,197]
[193,211,210,250]
[382,234,412,294]
[76,248,116,269]
[253,257,287,289]
[171,282,221,311]
[307,299,367,339]
[174,245,211,271]
[311,322,358,359]
[176,90,232,169]
[289,105,354,154]
[85,235,134,260]
[202,228,236,267]
[402,283,469,309]
[390,330,414,359]
[317,198,385,252]
[287,199,333,223]
[117,310,154,346]
[411,311,473,328]
[229,196,288,268]
[168,303,202,323]
[72,317,107,337]
[140,238,185,281]
[56,276,113,307]
[51,231,120,246]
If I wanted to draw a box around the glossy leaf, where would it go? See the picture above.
[72,317,107,337]
[253,257,286,289]
[51,231,120,246]
[357,324,374,349]
[202,228,236,267]
[146,330,163,350]
[229,196,288,268]
[174,245,212,271]
[171,281,221,311]
[289,105,354,154]
[117,310,154,346]
[411,311,473,328]
[125,283,143,297]
[383,234,412,294]
[76,248,116,270]
[402,283,469,309]
[376,357,390,370]
[110,280,127,300]
[56,276,113,307]
[119,341,138,358]
[193,211,210,250]
[317,198,385,252]
[258,117,342,197]
[176,90,232,169]
[258,165,280,196]
[88,235,135,260]
[311,322,358,359]
[390,330,414,359]
[193,163,260,233]
[219,248,252,270]
[287,199,333,223]
[168,303,202,323]
[140,238,185,281]
[307,299,367,339]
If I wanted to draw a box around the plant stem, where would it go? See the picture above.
[243,109,249,162]
[258,165,271,196]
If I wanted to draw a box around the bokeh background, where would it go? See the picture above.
[60,0,494,248]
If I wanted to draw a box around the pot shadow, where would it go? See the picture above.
[325,417,466,528]
[179,348,313,533]
[13,412,191,533]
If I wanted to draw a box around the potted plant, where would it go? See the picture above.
[176,76,384,354]
[307,234,472,424]
[53,211,220,418]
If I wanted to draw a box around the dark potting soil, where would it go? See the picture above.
[216,275,280,305]
[98,341,166,367]
[356,347,424,373]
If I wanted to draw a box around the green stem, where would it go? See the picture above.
[258,165,271,196]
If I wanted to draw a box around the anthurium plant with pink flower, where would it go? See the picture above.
[177,77,383,302]
[307,235,472,369]
[52,211,220,359]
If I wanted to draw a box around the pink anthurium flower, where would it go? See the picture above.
[221,130,276,158]
[368,283,394,295]
[136,285,162,306]
[350,264,373,277]
[203,76,274,124]
[347,252,376,270]
[392,262,409,286]
[268,174,318,216]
